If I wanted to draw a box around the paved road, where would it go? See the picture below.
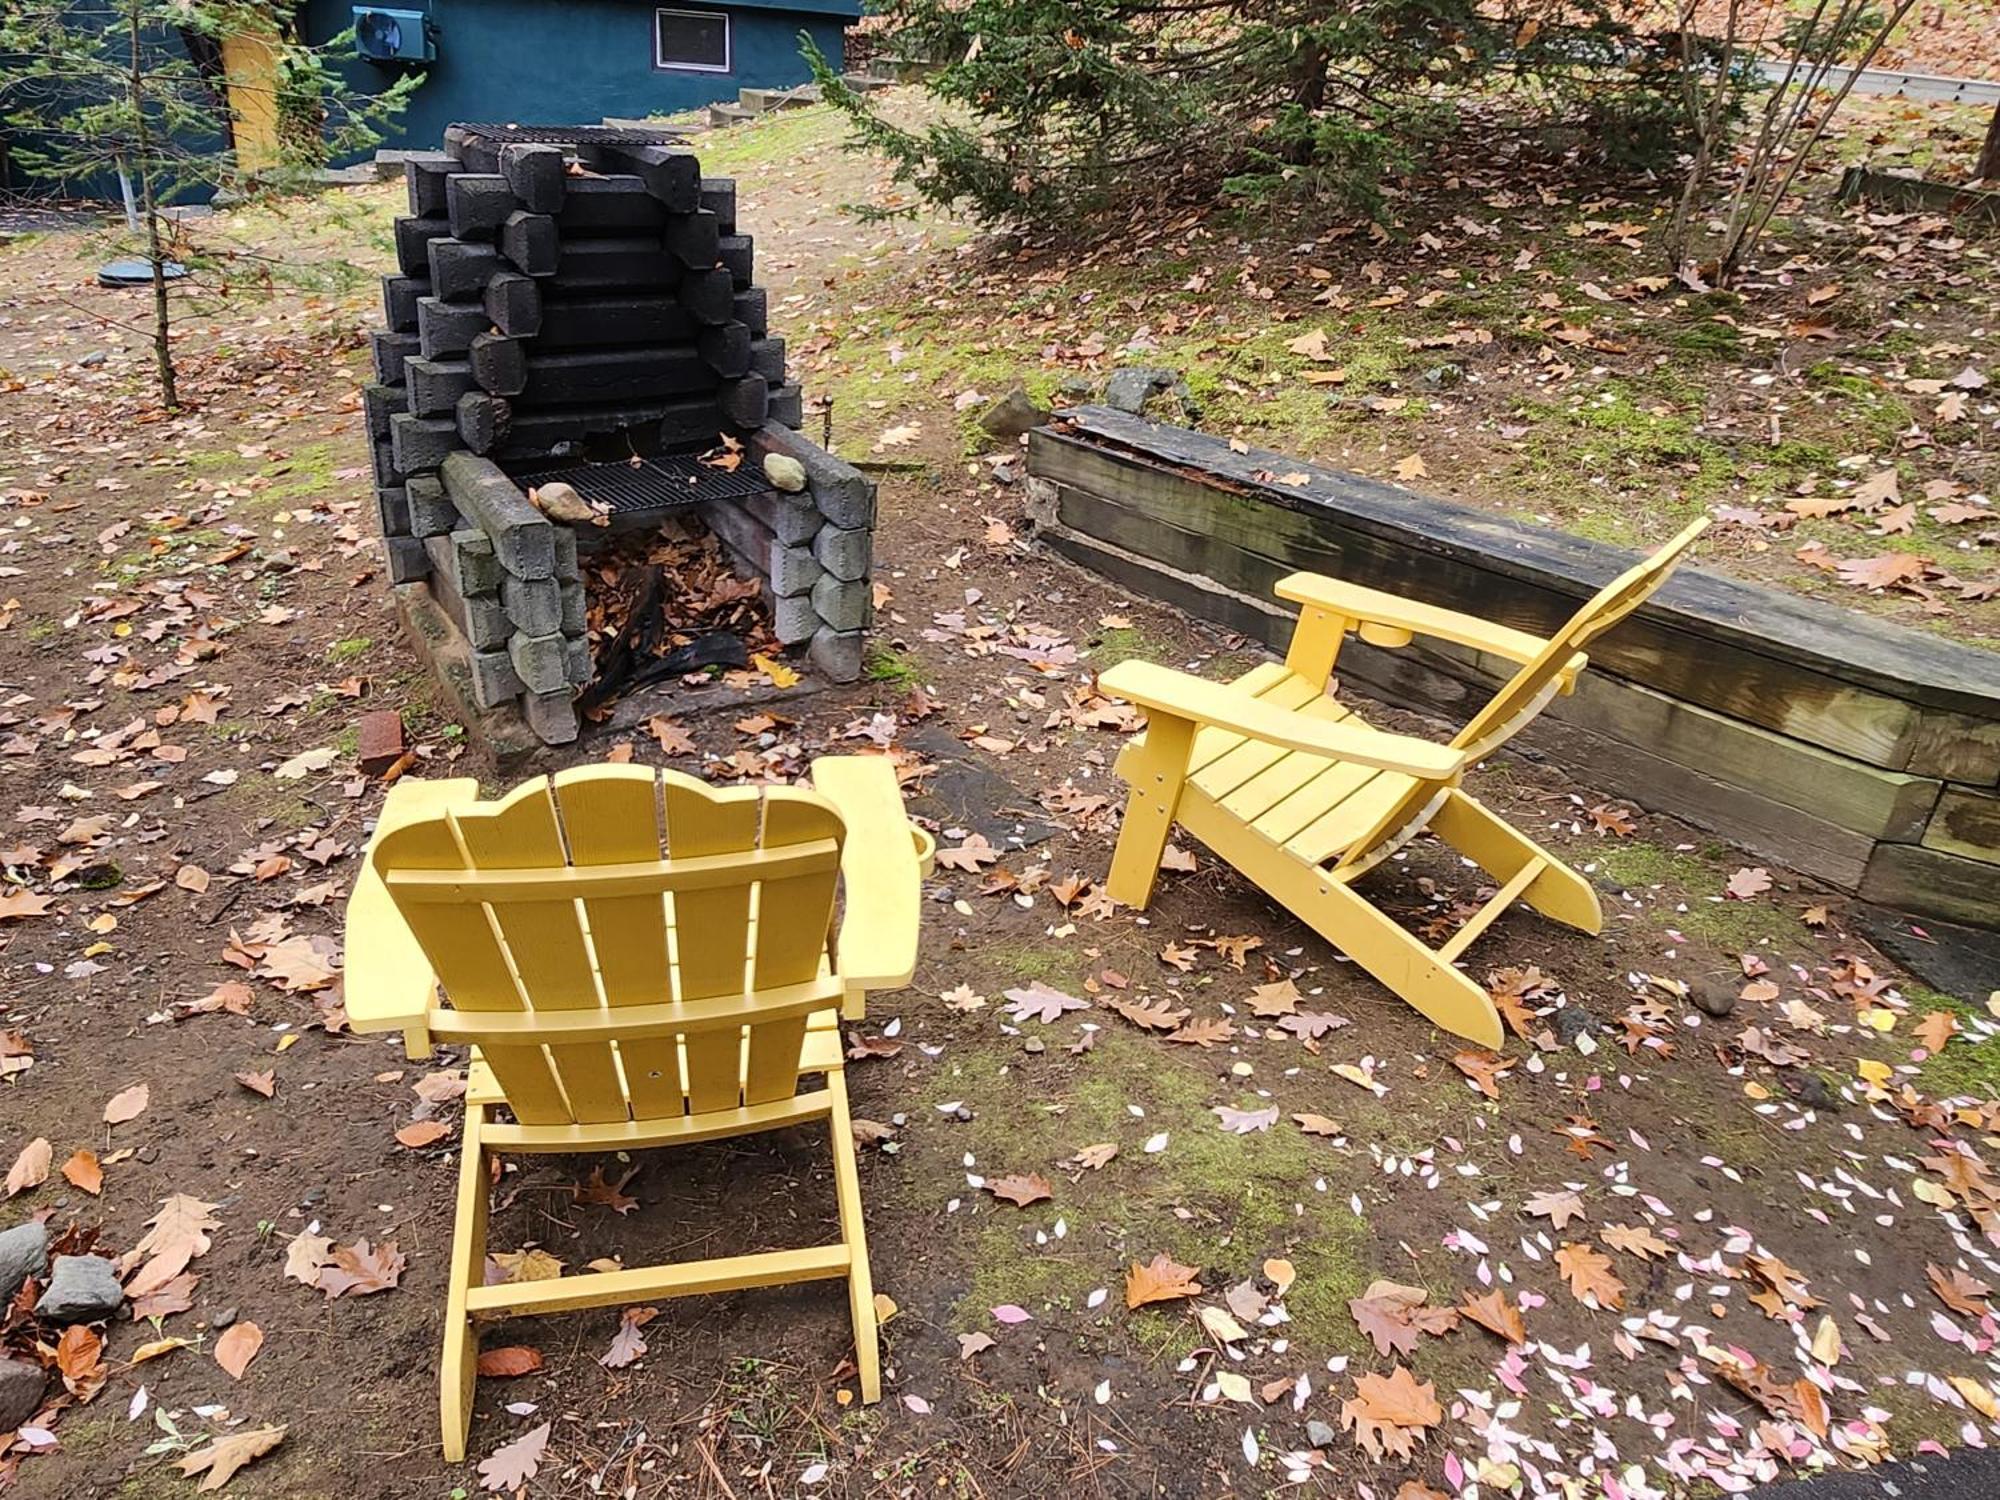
[1749,1447,2000,1497]
[1756,57,2000,105]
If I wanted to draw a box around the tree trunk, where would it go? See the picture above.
[1978,98,2000,184]
[129,2,178,409]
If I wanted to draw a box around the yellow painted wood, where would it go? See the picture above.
[810,755,928,1005]
[1177,787,1504,1047]
[553,766,679,1118]
[1437,856,1547,964]
[440,1100,489,1463]
[828,1067,880,1401]
[1105,711,1197,909]
[220,28,282,172]
[1098,519,1705,1044]
[466,1243,853,1317]
[345,761,924,1445]
[455,779,625,1125]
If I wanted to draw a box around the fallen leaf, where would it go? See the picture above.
[234,1070,276,1099]
[5,1136,50,1197]
[1126,1253,1204,1310]
[477,1345,545,1377]
[986,1172,1054,1207]
[1211,1104,1279,1133]
[61,1148,103,1195]
[1292,1113,1343,1136]
[214,1321,264,1379]
[958,1331,996,1360]
[1600,1223,1670,1260]
[176,1426,286,1492]
[122,1194,221,1297]
[283,1230,332,1288]
[1555,1242,1626,1310]
[1349,1279,1459,1356]
[315,1238,406,1298]
[1002,982,1089,1024]
[1451,1050,1514,1099]
[1460,1287,1527,1344]
[600,1306,657,1368]
[1724,867,1773,901]
[477,1422,551,1492]
[1340,1365,1441,1460]
[1927,1263,1991,1318]
[102,1082,150,1124]
[1394,454,1429,481]
[1524,1188,1586,1229]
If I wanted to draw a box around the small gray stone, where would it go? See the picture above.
[1792,1072,1841,1112]
[1305,1419,1338,1450]
[1550,1005,1594,1046]
[1103,366,1175,415]
[0,1357,48,1434]
[978,387,1047,439]
[0,1220,48,1304]
[763,452,808,493]
[34,1254,125,1323]
[1691,976,1736,1019]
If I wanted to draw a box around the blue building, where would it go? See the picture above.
[306,0,860,151]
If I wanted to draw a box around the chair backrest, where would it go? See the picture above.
[370,765,845,1126]
[1332,516,1708,876]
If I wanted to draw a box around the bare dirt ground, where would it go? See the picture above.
[1,95,1999,1500]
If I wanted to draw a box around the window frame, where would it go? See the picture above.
[653,6,732,74]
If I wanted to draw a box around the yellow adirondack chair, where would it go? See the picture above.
[1101,518,1708,1048]
[342,757,933,1461]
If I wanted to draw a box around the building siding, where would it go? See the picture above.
[307,0,848,152]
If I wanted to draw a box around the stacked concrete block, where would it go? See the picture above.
[699,424,877,684]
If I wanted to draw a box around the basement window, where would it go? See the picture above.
[654,8,730,72]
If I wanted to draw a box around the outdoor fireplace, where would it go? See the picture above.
[362,124,875,747]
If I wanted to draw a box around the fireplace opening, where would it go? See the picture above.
[364,122,877,748]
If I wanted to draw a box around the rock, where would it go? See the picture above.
[1306,1418,1338,1449]
[34,1254,125,1324]
[978,388,1047,440]
[1690,975,1737,1019]
[1421,362,1464,388]
[1792,1072,1841,1112]
[355,709,406,777]
[526,480,601,525]
[1055,375,1095,402]
[212,1305,237,1330]
[1550,1005,1595,1046]
[762,452,808,493]
[1103,366,1176,415]
[1022,1036,1045,1055]
[0,1358,48,1434]
[0,1221,48,1304]
[78,350,108,369]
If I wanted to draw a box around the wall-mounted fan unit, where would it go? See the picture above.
[353,7,435,64]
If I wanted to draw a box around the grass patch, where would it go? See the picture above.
[326,636,372,662]
[864,644,922,688]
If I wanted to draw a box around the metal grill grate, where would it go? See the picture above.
[451,123,690,148]
[504,454,770,516]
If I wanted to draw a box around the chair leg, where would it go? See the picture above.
[1105,716,1196,910]
[1312,878,1505,1048]
[441,1101,491,1463]
[825,1068,881,1403]
[1430,789,1602,935]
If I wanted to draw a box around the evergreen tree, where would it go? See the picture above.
[0,0,416,407]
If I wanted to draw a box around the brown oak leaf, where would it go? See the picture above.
[1555,1242,1626,1310]
[1125,1253,1204,1310]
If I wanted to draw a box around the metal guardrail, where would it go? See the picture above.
[1755,57,2000,105]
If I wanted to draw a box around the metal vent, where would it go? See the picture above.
[450,123,690,148]
[504,454,770,516]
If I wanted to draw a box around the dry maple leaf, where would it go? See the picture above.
[123,1194,221,1297]
[1248,979,1301,1017]
[1125,1253,1204,1310]
[283,1230,332,1288]
[1724,866,1773,901]
[214,1321,264,1379]
[1339,1365,1441,1461]
[176,1425,286,1492]
[1002,982,1089,1024]
[1349,1280,1459,1357]
[935,834,1000,872]
[478,1422,551,1492]
[1927,1263,1992,1318]
[1211,1104,1279,1134]
[1555,1242,1626,1310]
[316,1238,407,1298]
[1451,1050,1514,1100]
[573,1165,640,1214]
[487,1248,564,1284]
[600,1306,657,1369]
[1524,1188,1586,1229]
[5,1136,50,1197]
[1849,468,1901,510]
[477,1345,545,1378]
[1110,996,1187,1032]
[1065,1142,1119,1172]
[1166,1016,1236,1048]
[1600,1223,1670,1260]
[1915,1011,1959,1054]
[986,1171,1054,1207]
[1460,1287,1527,1344]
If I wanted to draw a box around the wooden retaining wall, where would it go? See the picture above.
[1026,406,2000,929]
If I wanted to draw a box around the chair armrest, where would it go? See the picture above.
[810,756,927,1003]
[1098,661,1469,779]
[343,777,482,1054]
[1274,572,1554,666]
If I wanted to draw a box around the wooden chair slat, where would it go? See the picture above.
[454,779,626,1124]
[552,766,678,1118]
[744,794,842,1105]
[663,776,760,1112]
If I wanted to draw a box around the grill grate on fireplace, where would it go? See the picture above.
[452,123,690,148]
[503,454,773,516]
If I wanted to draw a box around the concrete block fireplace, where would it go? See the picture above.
[363,124,875,747]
